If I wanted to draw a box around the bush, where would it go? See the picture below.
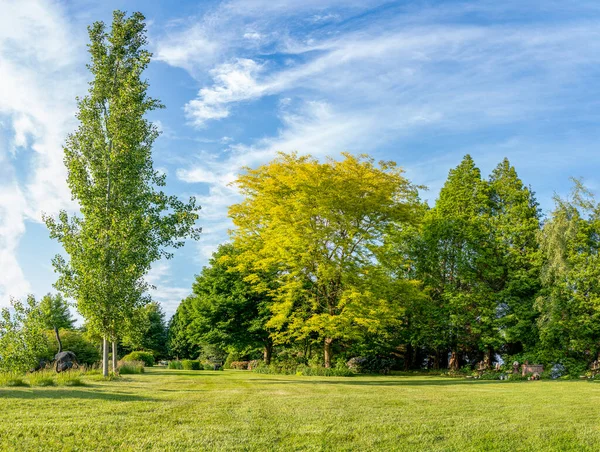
[121,351,154,367]
[118,360,145,374]
[346,356,393,374]
[168,360,183,370]
[230,361,250,370]
[223,352,240,369]
[253,363,353,377]
[181,360,201,370]
[202,362,223,371]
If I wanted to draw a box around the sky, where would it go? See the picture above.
[1,0,600,319]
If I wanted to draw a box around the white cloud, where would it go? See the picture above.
[0,0,85,305]
[184,58,265,126]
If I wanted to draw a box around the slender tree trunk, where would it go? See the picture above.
[54,326,63,354]
[324,338,333,368]
[263,341,273,365]
[448,350,459,371]
[433,349,440,370]
[112,341,118,373]
[102,337,109,377]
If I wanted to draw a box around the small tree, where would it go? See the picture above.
[0,296,49,373]
[39,293,74,353]
[44,11,200,376]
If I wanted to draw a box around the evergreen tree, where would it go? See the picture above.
[415,155,496,368]
[488,159,541,353]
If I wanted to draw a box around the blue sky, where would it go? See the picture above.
[1,0,600,318]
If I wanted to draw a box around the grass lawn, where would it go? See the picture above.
[1,369,600,451]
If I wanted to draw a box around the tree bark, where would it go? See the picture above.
[263,341,273,365]
[112,341,118,373]
[102,337,109,377]
[324,337,333,368]
[54,326,63,354]
[448,350,459,371]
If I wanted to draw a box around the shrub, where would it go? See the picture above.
[168,360,183,370]
[121,351,154,367]
[202,362,223,371]
[253,363,353,377]
[230,361,250,370]
[181,360,200,370]
[118,360,145,374]
[224,352,240,369]
[346,356,393,374]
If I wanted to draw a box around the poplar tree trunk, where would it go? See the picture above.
[102,337,109,377]
[324,338,333,368]
[112,341,118,373]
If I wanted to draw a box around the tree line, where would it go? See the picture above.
[169,152,600,374]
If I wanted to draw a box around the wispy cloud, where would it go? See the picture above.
[156,0,600,269]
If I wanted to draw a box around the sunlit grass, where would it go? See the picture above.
[1,368,600,450]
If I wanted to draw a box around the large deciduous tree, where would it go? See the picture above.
[229,153,420,367]
[44,11,200,376]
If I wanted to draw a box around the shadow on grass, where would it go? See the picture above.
[0,388,158,401]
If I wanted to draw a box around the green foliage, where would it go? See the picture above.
[122,302,169,359]
[0,373,27,387]
[42,329,101,366]
[181,360,200,370]
[253,363,354,377]
[536,180,600,360]
[167,298,200,359]
[43,11,200,373]
[230,152,421,367]
[0,296,50,373]
[224,352,240,369]
[188,244,275,364]
[229,361,249,370]
[118,360,145,374]
[28,370,55,387]
[121,351,154,367]
[168,360,183,370]
[39,293,74,331]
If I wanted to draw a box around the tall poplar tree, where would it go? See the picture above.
[44,11,200,376]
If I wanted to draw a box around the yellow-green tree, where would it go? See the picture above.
[229,153,420,367]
